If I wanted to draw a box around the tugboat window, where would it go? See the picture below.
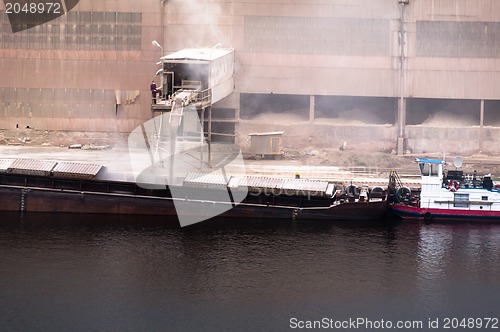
[454,193,469,208]
[419,163,438,176]
[430,164,438,176]
[420,163,430,176]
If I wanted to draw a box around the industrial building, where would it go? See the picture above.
[1,0,500,154]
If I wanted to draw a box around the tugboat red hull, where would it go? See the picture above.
[390,203,500,223]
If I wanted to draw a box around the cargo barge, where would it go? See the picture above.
[0,158,388,226]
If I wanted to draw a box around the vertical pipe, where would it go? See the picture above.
[480,99,484,152]
[161,1,167,52]
[208,106,212,168]
[399,1,405,137]
[309,95,315,123]
[397,1,407,155]
[201,108,205,167]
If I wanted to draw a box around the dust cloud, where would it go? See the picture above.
[315,108,390,125]
[248,111,308,124]
[167,0,230,48]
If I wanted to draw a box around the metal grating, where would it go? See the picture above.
[235,176,284,190]
[183,172,230,189]
[8,159,57,176]
[282,179,329,192]
[52,162,102,180]
[0,159,14,173]
[183,173,336,198]
[281,179,332,197]
[233,176,334,197]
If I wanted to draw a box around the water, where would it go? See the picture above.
[1,213,500,331]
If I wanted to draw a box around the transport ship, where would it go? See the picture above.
[389,157,500,223]
[0,158,388,227]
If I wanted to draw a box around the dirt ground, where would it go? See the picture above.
[2,129,500,178]
[0,129,129,148]
[0,128,412,166]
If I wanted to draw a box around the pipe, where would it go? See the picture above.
[398,0,407,139]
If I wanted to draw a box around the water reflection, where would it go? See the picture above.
[415,225,453,315]
[415,224,500,317]
[1,213,500,331]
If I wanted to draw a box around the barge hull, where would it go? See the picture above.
[0,186,177,216]
[0,184,387,222]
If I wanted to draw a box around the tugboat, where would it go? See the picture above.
[389,157,500,223]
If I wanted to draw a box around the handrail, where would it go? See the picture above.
[389,170,405,189]
[195,88,212,103]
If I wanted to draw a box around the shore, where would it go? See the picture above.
[2,129,500,184]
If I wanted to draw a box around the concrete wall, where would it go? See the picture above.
[237,122,398,153]
[406,126,500,155]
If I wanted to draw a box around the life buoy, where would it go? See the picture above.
[448,180,459,192]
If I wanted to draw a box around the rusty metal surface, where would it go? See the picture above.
[52,162,102,180]
[8,159,57,176]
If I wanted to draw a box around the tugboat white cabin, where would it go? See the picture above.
[390,158,500,223]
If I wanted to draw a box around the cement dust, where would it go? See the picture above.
[420,111,477,127]
[315,108,389,125]
[247,111,308,124]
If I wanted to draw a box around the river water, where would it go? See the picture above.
[1,213,500,331]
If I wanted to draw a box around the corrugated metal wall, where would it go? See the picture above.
[1,0,500,138]
[244,16,390,56]
[0,0,160,132]
[416,21,500,58]
[0,11,142,50]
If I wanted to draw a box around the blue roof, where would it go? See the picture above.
[416,158,445,164]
